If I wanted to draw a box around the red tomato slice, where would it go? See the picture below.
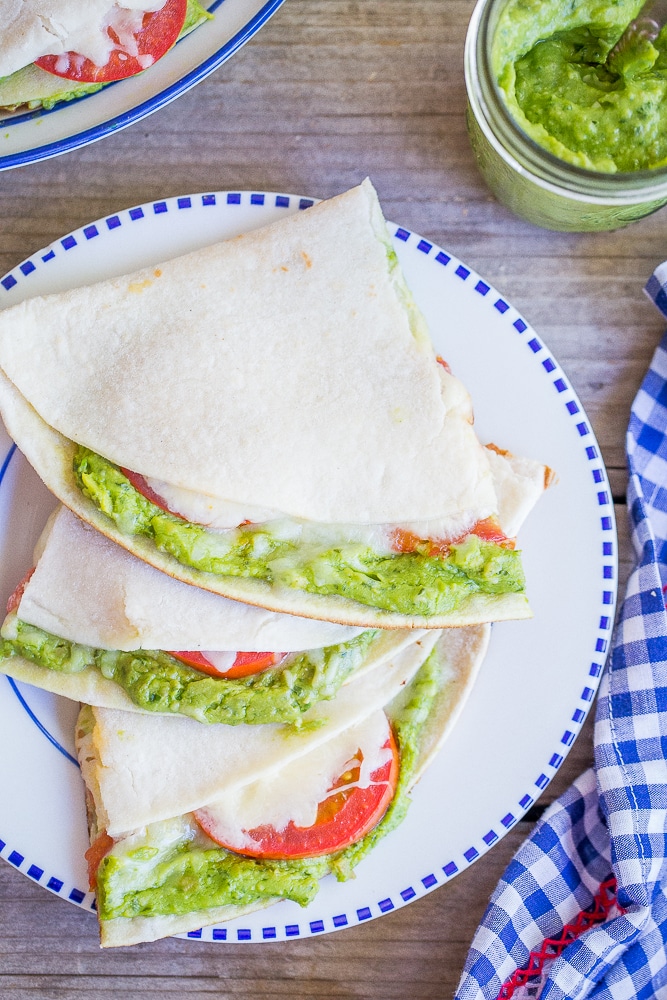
[389,516,512,558]
[6,568,35,616]
[169,650,287,679]
[121,468,255,528]
[85,830,115,888]
[389,527,429,554]
[35,0,188,84]
[468,515,514,547]
[194,726,399,860]
[120,466,190,520]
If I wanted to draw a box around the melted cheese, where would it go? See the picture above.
[198,650,238,674]
[143,473,487,551]
[52,5,163,71]
[0,2,167,79]
[146,475,279,529]
[196,711,392,848]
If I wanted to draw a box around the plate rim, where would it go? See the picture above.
[0,0,286,172]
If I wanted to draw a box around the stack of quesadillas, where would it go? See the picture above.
[0,180,552,945]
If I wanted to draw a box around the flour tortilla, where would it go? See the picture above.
[77,624,489,946]
[0,621,420,716]
[0,181,496,527]
[81,631,441,836]
[0,1,167,79]
[0,365,546,627]
[0,437,548,706]
[0,506,422,713]
[15,506,365,651]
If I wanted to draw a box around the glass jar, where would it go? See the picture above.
[464,0,667,232]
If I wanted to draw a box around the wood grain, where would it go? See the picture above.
[0,0,660,995]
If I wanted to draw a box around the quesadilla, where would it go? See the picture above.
[0,506,422,726]
[77,624,489,946]
[0,443,550,720]
[0,0,210,113]
[0,181,548,628]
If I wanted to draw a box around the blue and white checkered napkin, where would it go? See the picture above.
[456,267,667,1000]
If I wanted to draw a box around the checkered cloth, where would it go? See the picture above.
[456,268,667,1000]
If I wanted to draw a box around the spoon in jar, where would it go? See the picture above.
[606,0,667,76]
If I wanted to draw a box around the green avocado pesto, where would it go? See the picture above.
[96,647,443,921]
[73,447,526,617]
[0,621,377,726]
[493,0,667,172]
[0,0,211,112]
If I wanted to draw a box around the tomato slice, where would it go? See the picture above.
[85,830,115,888]
[389,528,430,555]
[389,516,512,558]
[121,468,254,528]
[6,568,35,616]
[35,0,187,84]
[120,466,188,518]
[169,650,287,679]
[468,515,514,547]
[194,727,399,860]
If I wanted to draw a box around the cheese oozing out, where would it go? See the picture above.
[41,2,167,72]
[197,650,237,674]
[195,710,394,849]
[142,474,489,552]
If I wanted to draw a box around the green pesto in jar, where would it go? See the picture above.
[493,0,667,172]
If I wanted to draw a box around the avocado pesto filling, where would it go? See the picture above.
[95,647,443,921]
[0,622,377,726]
[73,447,526,616]
[97,838,328,919]
[0,0,211,113]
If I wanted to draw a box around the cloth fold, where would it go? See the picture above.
[456,273,667,1000]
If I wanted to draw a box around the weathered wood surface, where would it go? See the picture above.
[0,0,663,996]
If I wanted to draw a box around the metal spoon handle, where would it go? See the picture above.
[609,0,667,60]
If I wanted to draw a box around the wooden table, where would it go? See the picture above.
[0,2,663,996]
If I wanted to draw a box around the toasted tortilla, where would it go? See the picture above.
[0,182,495,526]
[0,623,421,717]
[0,368,546,627]
[0,435,548,708]
[15,506,365,651]
[0,506,425,714]
[82,631,440,836]
[77,624,489,946]
[387,624,490,784]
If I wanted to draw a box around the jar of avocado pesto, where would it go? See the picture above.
[464,0,667,231]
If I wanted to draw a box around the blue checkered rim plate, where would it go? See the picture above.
[0,191,617,942]
[0,0,285,171]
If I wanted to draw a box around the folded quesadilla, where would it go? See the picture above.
[0,444,550,721]
[0,506,421,725]
[77,625,489,946]
[0,181,547,628]
[0,0,210,113]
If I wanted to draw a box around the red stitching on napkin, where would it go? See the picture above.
[497,877,620,999]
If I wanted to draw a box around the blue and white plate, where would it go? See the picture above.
[0,0,285,171]
[0,191,617,942]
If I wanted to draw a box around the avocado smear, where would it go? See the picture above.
[494,0,667,172]
[0,621,377,726]
[0,0,211,113]
[96,646,443,921]
[74,447,525,617]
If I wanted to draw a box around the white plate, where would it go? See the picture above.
[0,191,617,942]
[0,0,285,171]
